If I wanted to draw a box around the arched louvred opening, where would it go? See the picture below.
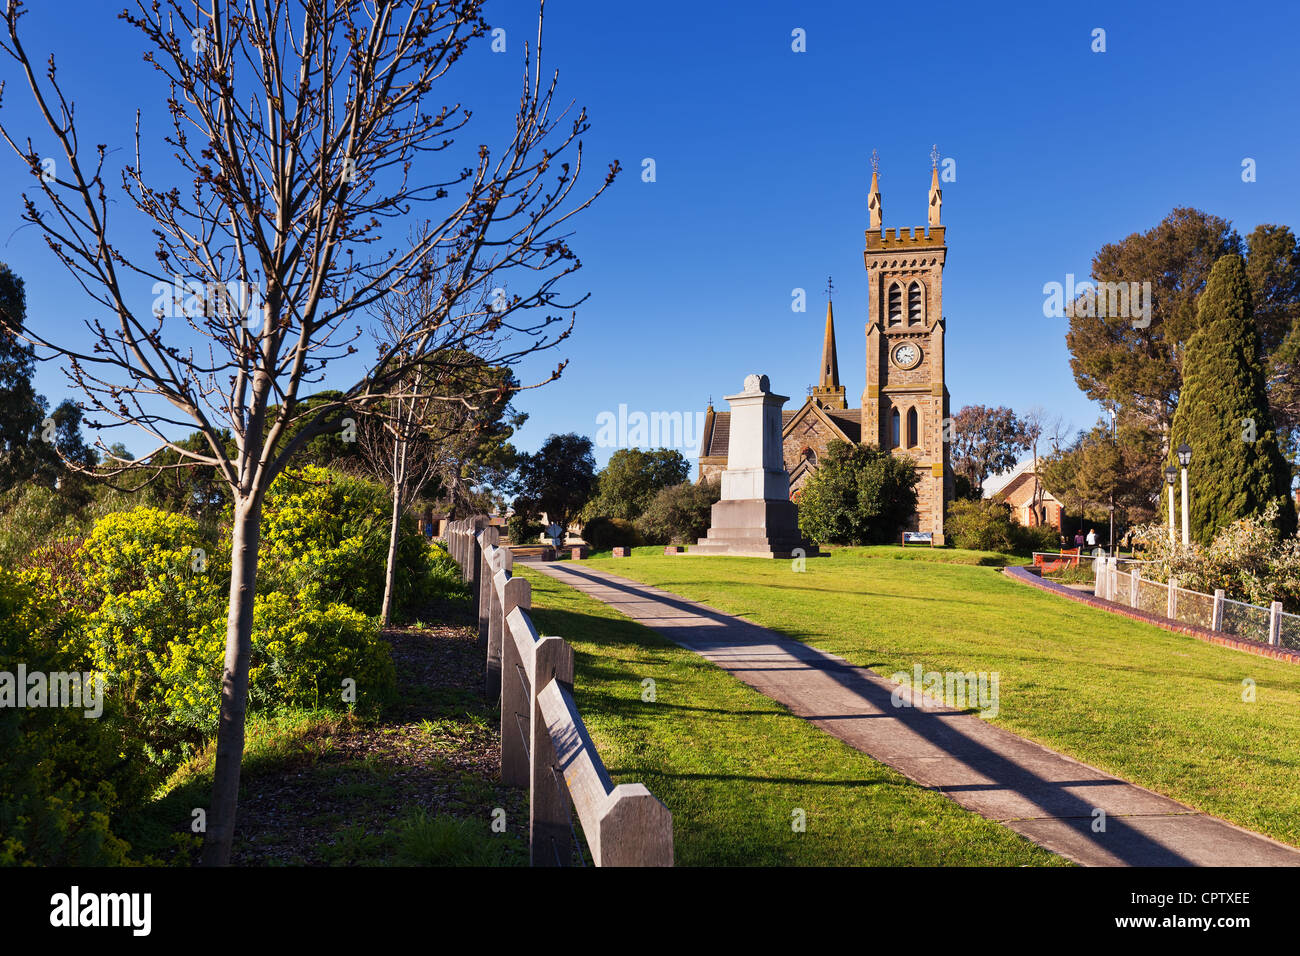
[887,283,903,326]
[890,408,901,448]
[906,407,918,447]
[908,281,924,325]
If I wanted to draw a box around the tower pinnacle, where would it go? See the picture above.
[867,151,883,231]
[811,293,847,410]
[928,148,942,228]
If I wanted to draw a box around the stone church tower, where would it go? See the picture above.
[698,159,952,542]
[862,162,952,543]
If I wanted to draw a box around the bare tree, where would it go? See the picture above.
[355,253,514,626]
[0,0,616,864]
[1023,406,1071,526]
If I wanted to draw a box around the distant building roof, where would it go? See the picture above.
[982,458,1035,497]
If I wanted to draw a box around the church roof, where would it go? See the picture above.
[700,405,861,459]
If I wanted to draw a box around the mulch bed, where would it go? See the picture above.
[227,619,530,865]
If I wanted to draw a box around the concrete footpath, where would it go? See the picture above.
[529,560,1300,867]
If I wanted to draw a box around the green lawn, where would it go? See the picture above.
[518,566,1066,866]
[562,548,1300,849]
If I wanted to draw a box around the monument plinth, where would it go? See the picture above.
[692,374,819,559]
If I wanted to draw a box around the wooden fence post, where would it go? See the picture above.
[467,519,484,623]
[597,785,674,867]
[1129,568,1140,608]
[531,636,575,867]
[1167,576,1178,620]
[1212,589,1225,631]
[485,548,514,702]
[1269,601,1283,646]
[473,520,493,649]
[499,579,532,787]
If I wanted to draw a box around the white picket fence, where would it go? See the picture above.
[445,517,674,867]
[1091,556,1299,651]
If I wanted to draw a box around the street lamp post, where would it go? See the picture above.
[1176,444,1192,547]
[1164,465,1177,544]
[1108,406,1116,556]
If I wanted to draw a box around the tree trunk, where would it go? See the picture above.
[380,436,407,627]
[200,495,263,866]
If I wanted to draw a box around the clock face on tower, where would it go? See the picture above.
[891,342,922,370]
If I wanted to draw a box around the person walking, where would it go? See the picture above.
[1073,529,1084,550]
[1086,527,1101,557]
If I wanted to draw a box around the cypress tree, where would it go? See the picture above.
[1169,254,1297,543]
[0,264,44,490]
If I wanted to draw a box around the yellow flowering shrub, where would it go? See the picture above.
[76,509,226,764]
[162,590,395,735]
[0,567,134,865]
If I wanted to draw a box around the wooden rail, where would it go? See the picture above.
[445,518,673,866]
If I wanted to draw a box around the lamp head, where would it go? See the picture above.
[1176,443,1192,468]
[1164,465,1178,485]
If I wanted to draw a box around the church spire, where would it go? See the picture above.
[811,281,847,410]
[820,298,840,390]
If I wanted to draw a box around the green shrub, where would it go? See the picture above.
[506,512,543,545]
[413,542,469,607]
[944,499,1019,553]
[797,441,920,545]
[1130,501,1300,612]
[164,591,396,736]
[580,516,641,551]
[635,480,719,545]
[0,482,166,569]
[0,567,135,865]
[257,465,443,619]
[76,508,226,763]
[581,448,690,523]
[399,538,469,614]
[1014,521,1063,555]
[258,466,383,612]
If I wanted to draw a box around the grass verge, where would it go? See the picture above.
[518,565,1067,866]
[573,550,1300,848]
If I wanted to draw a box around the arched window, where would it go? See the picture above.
[890,408,901,448]
[887,283,903,326]
[908,281,924,325]
[906,407,918,447]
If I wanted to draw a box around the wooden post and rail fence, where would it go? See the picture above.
[444,517,674,867]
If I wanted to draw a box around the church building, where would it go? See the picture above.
[697,160,953,543]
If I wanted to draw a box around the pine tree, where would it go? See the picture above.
[0,263,44,490]
[1169,254,1297,543]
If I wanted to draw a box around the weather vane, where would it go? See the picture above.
[931,143,941,169]
[825,275,834,300]
[870,149,880,176]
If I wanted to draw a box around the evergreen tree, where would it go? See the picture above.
[0,264,43,490]
[512,433,597,532]
[582,447,689,522]
[796,441,919,545]
[1169,254,1297,543]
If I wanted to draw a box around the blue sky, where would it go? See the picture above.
[2,0,1298,470]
